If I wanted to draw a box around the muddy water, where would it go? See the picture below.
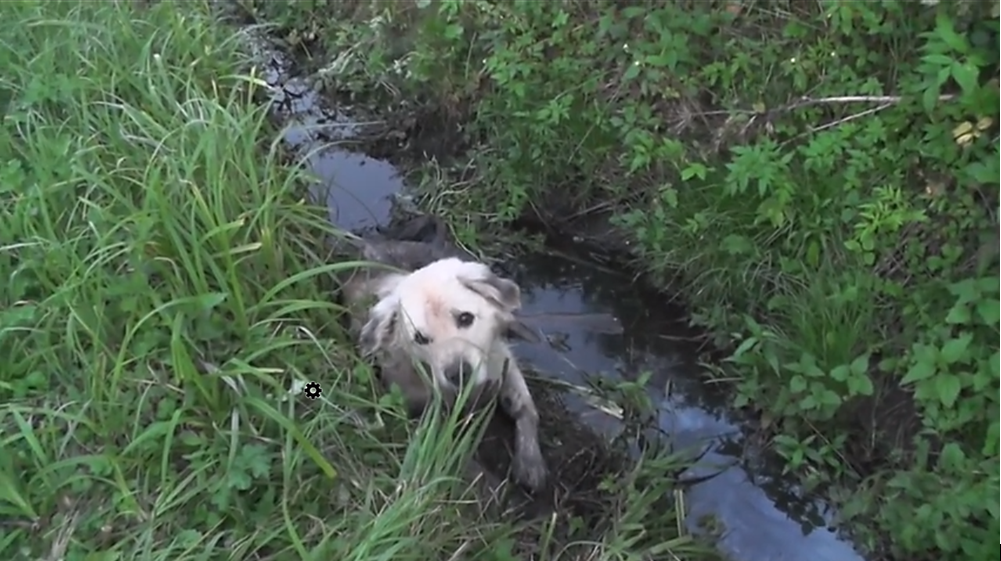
[253,36,868,561]
[249,46,400,231]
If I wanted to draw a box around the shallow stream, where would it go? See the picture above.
[255,37,868,561]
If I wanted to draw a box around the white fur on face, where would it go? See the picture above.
[370,258,516,391]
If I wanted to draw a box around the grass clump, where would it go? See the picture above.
[0,2,500,559]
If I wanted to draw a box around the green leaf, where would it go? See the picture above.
[820,389,842,407]
[829,364,850,382]
[444,23,463,40]
[945,303,972,324]
[849,373,874,397]
[935,11,969,53]
[902,354,937,385]
[800,394,817,410]
[936,65,952,86]
[937,442,965,471]
[800,352,824,378]
[239,443,272,479]
[849,352,870,376]
[984,420,999,456]
[790,448,804,467]
[660,187,678,208]
[623,63,641,81]
[948,278,980,302]
[978,276,1000,293]
[681,163,707,181]
[622,6,646,18]
[939,333,973,364]
[731,336,758,359]
[790,375,807,393]
[922,53,955,66]
[806,239,820,267]
[934,373,962,408]
[950,62,979,96]
[227,469,252,491]
[645,53,671,67]
[971,367,992,391]
[976,299,999,326]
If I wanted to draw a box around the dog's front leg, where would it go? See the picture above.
[497,355,547,493]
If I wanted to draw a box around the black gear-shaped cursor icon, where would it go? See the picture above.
[303,382,322,400]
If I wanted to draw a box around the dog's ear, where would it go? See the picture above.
[459,263,522,313]
[359,296,398,356]
[506,320,542,343]
[374,273,406,298]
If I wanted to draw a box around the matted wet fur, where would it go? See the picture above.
[341,257,548,492]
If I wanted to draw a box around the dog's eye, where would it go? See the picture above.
[414,331,431,345]
[456,312,475,328]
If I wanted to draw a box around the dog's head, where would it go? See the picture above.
[359,258,522,390]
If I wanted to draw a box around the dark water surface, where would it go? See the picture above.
[253,35,868,561]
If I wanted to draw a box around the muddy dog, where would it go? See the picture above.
[337,221,545,344]
[340,257,548,493]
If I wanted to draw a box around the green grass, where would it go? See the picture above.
[0,3,707,560]
[0,1,502,559]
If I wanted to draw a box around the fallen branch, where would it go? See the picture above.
[768,93,956,114]
[736,93,960,144]
[808,102,896,134]
[702,93,959,118]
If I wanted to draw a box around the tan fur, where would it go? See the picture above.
[339,258,548,492]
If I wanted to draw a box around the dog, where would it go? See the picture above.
[339,257,548,493]
[335,228,544,344]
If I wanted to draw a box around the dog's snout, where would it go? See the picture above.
[444,360,475,386]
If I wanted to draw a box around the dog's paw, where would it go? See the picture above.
[513,446,548,493]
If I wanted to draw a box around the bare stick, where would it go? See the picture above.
[704,93,959,118]
[809,102,897,134]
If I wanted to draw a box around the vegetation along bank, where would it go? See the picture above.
[251,1,1001,560]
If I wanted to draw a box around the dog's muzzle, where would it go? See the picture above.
[443,359,475,387]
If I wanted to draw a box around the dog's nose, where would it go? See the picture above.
[444,360,475,387]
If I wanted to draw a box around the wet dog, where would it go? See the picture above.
[340,257,548,493]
